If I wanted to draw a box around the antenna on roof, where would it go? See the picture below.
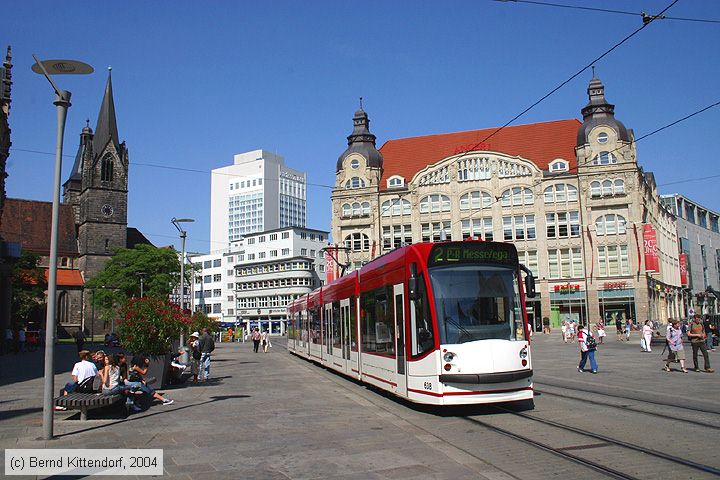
[591,65,595,78]
[359,96,363,110]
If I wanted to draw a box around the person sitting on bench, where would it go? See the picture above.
[124,355,174,406]
[55,350,98,410]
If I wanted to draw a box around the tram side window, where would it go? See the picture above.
[309,307,321,344]
[350,296,358,352]
[332,301,341,349]
[360,286,396,356]
[410,273,435,357]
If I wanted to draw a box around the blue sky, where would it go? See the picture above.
[4,1,720,253]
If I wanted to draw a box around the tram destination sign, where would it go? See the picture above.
[428,242,518,267]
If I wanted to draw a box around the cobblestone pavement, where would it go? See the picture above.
[0,333,717,479]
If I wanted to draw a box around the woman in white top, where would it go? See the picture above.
[261,330,270,353]
[100,354,124,395]
[641,320,654,352]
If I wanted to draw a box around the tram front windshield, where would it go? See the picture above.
[429,265,524,344]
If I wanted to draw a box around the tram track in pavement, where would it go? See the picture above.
[464,405,720,479]
[534,386,720,431]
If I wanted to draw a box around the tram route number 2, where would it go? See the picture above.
[423,382,432,391]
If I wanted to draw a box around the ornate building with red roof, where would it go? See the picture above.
[331,78,681,327]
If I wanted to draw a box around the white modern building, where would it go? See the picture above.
[210,149,307,250]
[190,226,328,335]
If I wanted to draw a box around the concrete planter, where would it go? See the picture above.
[146,353,172,389]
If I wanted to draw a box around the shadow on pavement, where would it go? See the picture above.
[53,394,251,439]
[0,407,43,421]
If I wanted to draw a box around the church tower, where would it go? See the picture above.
[75,68,128,279]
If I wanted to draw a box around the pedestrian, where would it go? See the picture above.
[227,327,233,343]
[664,319,688,373]
[188,332,200,383]
[703,315,717,352]
[3,327,12,355]
[251,327,261,352]
[197,327,215,381]
[624,319,632,341]
[688,314,714,373]
[569,320,576,341]
[73,329,86,353]
[17,326,26,353]
[577,323,598,374]
[261,330,271,353]
[641,320,653,352]
[595,321,606,344]
[615,318,623,341]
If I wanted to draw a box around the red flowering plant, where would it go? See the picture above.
[118,297,192,355]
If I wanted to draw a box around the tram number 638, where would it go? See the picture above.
[423,382,432,391]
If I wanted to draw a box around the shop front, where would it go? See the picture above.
[598,281,636,328]
[239,308,288,337]
[550,283,586,327]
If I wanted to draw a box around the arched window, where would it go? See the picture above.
[596,214,627,235]
[387,176,404,188]
[361,202,370,216]
[381,198,411,217]
[500,187,533,207]
[344,232,370,252]
[602,180,613,196]
[345,177,365,189]
[459,191,491,210]
[593,151,617,165]
[101,156,114,182]
[543,184,578,203]
[419,194,451,214]
[549,160,568,172]
[342,203,351,217]
[613,179,625,194]
[352,202,361,216]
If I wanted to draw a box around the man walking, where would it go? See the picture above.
[197,327,215,382]
[689,314,714,373]
[704,315,717,352]
[251,327,261,353]
[577,324,598,373]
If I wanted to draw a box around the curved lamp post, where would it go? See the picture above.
[32,55,93,441]
[172,217,194,363]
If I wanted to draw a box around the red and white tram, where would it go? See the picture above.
[287,240,537,406]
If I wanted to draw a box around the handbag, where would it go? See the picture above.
[585,332,597,350]
[192,349,201,361]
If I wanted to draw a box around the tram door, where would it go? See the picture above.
[324,304,332,364]
[393,283,407,396]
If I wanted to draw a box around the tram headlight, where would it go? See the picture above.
[519,346,528,359]
[443,352,455,362]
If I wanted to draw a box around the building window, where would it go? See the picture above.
[421,221,450,242]
[381,198,411,217]
[203,289,212,298]
[248,253,255,260]
[502,215,535,241]
[344,232,371,252]
[213,259,221,267]
[350,159,360,169]
[597,132,608,144]
[457,156,491,181]
[419,194,451,214]
[247,238,255,245]
[301,248,307,256]
[100,156,114,182]
[213,274,221,282]
[549,160,568,172]
[543,184,578,203]
[213,303,221,314]
[500,187,533,207]
[382,224,413,250]
[282,248,289,255]
[282,231,290,239]
[204,275,211,283]
[546,212,580,238]
[270,250,278,257]
[548,248,584,279]
[259,252,266,259]
[270,234,278,241]
[204,261,212,268]
[596,214,627,235]
[459,191,491,210]
[387,176,404,188]
[213,289,221,297]
[597,245,630,277]
[461,218,493,241]
[259,236,266,243]
[227,283,234,289]
[519,250,539,278]
[345,177,366,189]
[227,269,233,276]
[593,151,617,165]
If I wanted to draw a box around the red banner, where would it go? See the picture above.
[679,253,688,286]
[643,224,659,272]
[324,247,337,284]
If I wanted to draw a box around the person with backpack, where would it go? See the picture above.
[56,350,99,409]
[197,327,215,382]
[577,323,598,374]
[664,319,688,373]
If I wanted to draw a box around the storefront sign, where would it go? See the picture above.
[453,142,492,155]
[679,253,688,286]
[643,224,659,272]
[554,283,581,293]
[603,281,628,290]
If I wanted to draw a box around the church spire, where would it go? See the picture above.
[93,67,120,155]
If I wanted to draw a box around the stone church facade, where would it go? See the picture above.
[331,78,681,328]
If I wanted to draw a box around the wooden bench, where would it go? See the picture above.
[54,392,124,421]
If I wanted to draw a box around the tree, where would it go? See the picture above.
[11,251,46,325]
[189,310,217,334]
[86,244,182,320]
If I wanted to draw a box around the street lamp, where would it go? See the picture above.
[32,55,93,441]
[135,271,145,297]
[172,217,194,363]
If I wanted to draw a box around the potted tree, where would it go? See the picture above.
[118,297,191,388]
